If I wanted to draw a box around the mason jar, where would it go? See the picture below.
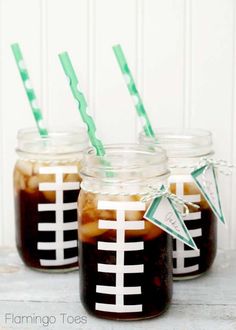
[140,129,217,280]
[78,144,172,320]
[14,127,88,272]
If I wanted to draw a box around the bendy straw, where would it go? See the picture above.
[58,52,105,157]
[113,44,155,138]
[11,43,48,137]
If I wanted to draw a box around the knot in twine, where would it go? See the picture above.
[141,185,200,215]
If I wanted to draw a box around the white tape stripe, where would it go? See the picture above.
[96,200,144,311]
[39,182,80,191]
[116,209,125,307]
[175,239,184,271]
[169,175,194,183]
[173,264,199,274]
[189,228,202,238]
[98,220,145,230]
[172,179,202,276]
[98,263,144,273]
[95,303,142,313]
[173,249,200,258]
[38,166,79,267]
[175,182,184,217]
[97,241,144,251]
[184,212,201,220]
[38,240,77,250]
[183,195,201,203]
[96,285,141,295]
[40,256,78,266]
[38,202,77,212]
[56,183,64,261]
[38,222,77,231]
[97,201,145,211]
[39,166,78,174]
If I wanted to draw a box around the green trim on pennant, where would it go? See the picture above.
[144,188,198,250]
[191,165,225,224]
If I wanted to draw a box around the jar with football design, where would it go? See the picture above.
[140,129,217,280]
[14,126,88,272]
[78,144,172,320]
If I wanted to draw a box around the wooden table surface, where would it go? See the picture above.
[0,247,235,330]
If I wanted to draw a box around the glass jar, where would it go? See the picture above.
[78,144,172,320]
[14,127,88,272]
[140,128,217,280]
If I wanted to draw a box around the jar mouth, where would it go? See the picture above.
[80,143,169,181]
[140,128,213,158]
[16,126,89,156]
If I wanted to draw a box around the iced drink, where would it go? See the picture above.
[78,190,173,320]
[14,159,81,271]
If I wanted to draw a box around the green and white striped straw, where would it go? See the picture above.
[58,51,105,157]
[113,44,155,138]
[11,43,48,137]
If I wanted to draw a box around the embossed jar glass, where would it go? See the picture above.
[14,127,88,272]
[140,129,217,280]
[78,144,172,320]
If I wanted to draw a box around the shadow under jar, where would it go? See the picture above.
[14,127,88,272]
[140,129,217,280]
[78,144,172,320]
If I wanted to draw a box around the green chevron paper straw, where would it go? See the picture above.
[11,43,48,137]
[58,52,105,157]
[113,44,155,138]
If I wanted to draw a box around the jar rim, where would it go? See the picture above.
[16,126,89,157]
[80,143,169,181]
[139,128,213,158]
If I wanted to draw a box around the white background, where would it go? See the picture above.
[0,0,235,249]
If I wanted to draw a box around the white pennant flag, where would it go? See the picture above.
[144,191,198,250]
[191,164,225,224]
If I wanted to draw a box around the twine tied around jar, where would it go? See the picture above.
[169,157,234,173]
[141,185,200,215]
[193,157,234,192]
[195,157,234,176]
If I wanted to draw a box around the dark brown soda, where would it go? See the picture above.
[15,188,80,271]
[80,233,173,320]
[170,182,217,279]
[78,190,173,320]
[172,205,217,279]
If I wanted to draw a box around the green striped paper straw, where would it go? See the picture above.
[113,44,155,138]
[11,43,48,137]
[58,52,105,157]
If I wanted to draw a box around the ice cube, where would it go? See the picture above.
[184,182,200,195]
[64,173,81,183]
[110,194,140,202]
[14,169,25,191]
[80,221,108,238]
[143,220,163,240]
[33,162,44,174]
[99,210,115,220]
[16,160,33,177]
[125,210,144,221]
[38,173,55,183]
[126,226,148,238]
[199,196,210,210]
[19,174,26,190]
[78,208,96,223]
[42,191,55,203]
[79,191,97,214]
[27,175,39,191]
